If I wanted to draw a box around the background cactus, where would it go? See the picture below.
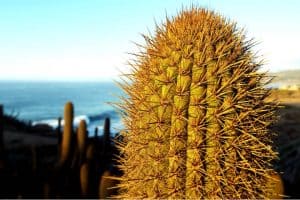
[80,161,90,197]
[99,170,119,199]
[102,118,111,156]
[116,7,279,199]
[59,102,74,165]
[77,120,87,165]
[0,105,4,157]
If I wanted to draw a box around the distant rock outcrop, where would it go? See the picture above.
[271,69,300,82]
[269,69,300,89]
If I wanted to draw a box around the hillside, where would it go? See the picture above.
[270,69,300,85]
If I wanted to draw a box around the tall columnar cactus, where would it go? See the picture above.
[0,105,4,154]
[59,101,74,165]
[86,143,95,162]
[80,162,90,197]
[0,105,4,169]
[116,7,279,199]
[102,118,111,154]
[94,127,99,138]
[77,120,87,164]
[81,143,98,198]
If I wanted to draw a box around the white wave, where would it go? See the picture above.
[73,115,90,127]
[33,115,90,129]
[32,119,59,128]
[32,116,123,138]
[112,121,124,133]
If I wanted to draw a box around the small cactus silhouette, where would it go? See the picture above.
[102,118,111,155]
[94,127,98,138]
[116,7,279,199]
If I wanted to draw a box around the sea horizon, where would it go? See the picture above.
[0,78,118,83]
[0,80,125,135]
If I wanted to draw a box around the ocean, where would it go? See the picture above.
[0,81,126,136]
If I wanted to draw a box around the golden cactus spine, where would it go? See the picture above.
[99,170,119,199]
[266,172,285,199]
[116,7,279,199]
[59,101,74,165]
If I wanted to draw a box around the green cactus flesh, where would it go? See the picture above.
[117,7,278,199]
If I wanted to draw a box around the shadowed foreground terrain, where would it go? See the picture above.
[0,107,121,199]
[268,90,300,198]
[0,90,300,198]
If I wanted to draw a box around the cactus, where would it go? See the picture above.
[102,118,111,155]
[99,170,119,199]
[31,145,37,172]
[0,105,4,155]
[80,162,90,197]
[0,104,5,171]
[116,7,278,199]
[57,117,62,142]
[79,143,99,198]
[59,101,74,165]
[77,120,87,164]
[57,117,62,135]
[57,117,62,159]
[43,183,51,199]
[266,172,284,199]
[86,143,96,162]
[94,127,98,138]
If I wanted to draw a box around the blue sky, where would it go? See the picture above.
[0,0,299,81]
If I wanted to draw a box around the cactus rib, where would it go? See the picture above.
[116,7,278,199]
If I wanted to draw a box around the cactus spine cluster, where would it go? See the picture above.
[116,7,278,199]
[99,170,119,199]
[266,172,284,199]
